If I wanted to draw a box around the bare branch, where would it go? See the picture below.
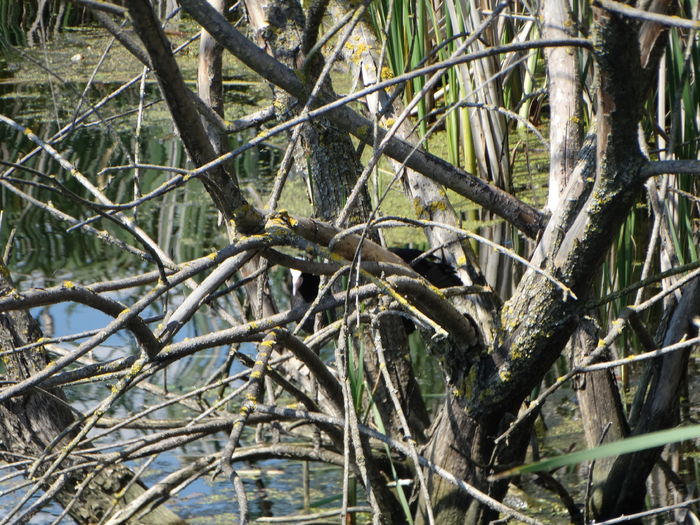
[594,0,699,29]
[639,159,700,178]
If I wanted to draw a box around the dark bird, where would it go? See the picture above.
[389,248,462,289]
[290,247,461,332]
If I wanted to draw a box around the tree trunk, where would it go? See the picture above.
[418,4,668,522]
[241,0,421,520]
[571,318,628,516]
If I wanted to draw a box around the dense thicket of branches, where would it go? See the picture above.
[0,0,699,524]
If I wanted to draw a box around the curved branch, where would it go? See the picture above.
[594,0,697,28]
[0,285,159,356]
[388,276,479,346]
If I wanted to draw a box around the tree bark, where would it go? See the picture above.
[571,318,628,516]
[197,0,227,156]
[542,0,583,213]
[327,0,500,337]
[80,1,680,523]
[124,0,263,233]
[240,0,418,520]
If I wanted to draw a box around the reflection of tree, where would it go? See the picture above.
[1,0,700,523]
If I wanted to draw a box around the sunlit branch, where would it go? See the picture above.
[0,179,152,263]
[578,334,700,372]
[0,236,273,402]
[88,367,258,441]
[8,47,136,165]
[496,266,700,446]
[203,260,268,306]
[340,216,577,300]
[0,115,179,274]
[99,163,189,177]
[371,312,435,523]
[424,91,549,148]
[155,325,345,415]
[88,4,228,135]
[594,0,700,29]
[303,312,374,350]
[105,456,216,525]
[333,323,378,517]
[225,105,276,133]
[125,0,263,233]
[293,266,350,338]
[0,169,171,279]
[218,333,280,522]
[158,273,475,361]
[255,507,372,523]
[4,472,70,525]
[336,1,510,227]
[159,250,258,342]
[0,284,158,356]
[594,496,700,525]
[589,259,700,308]
[0,70,144,190]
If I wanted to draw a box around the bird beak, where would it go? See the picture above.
[290,269,302,297]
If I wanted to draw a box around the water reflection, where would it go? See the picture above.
[0,29,331,523]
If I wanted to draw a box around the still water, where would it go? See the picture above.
[0,26,347,523]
